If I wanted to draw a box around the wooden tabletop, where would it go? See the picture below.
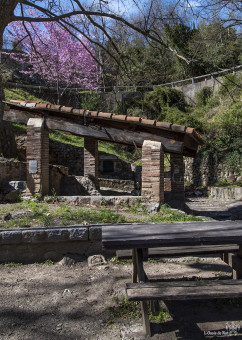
[102,221,242,250]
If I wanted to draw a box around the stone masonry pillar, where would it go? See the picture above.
[167,153,185,209]
[26,118,49,196]
[84,137,99,182]
[142,140,164,204]
[170,153,184,193]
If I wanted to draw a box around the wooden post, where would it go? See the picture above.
[135,248,151,336]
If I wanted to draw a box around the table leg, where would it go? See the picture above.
[134,248,151,336]
[132,249,138,283]
[227,246,242,279]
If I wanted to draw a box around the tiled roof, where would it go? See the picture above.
[6,100,203,145]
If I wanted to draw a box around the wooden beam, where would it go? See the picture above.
[4,109,192,155]
[4,109,39,124]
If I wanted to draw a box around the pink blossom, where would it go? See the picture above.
[5,18,100,93]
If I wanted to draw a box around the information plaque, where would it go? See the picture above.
[29,160,38,174]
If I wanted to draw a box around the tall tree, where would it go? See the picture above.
[5,19,100,103]
[0,0,18,157]
[0,0,240,157]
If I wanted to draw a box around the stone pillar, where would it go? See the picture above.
[84,137,99,182]
[166,153,185,209]
[26,118,49,196]
[142,140,164,205]
[170,153,184,192]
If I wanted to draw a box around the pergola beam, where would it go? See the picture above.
[4,108,196,156]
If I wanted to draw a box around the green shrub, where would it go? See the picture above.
[216,102,242,129]
[218,73,242,98]
[144,86,187,119]
[195,86,213,107]
[158,107,204,132]
[79,91,103,111]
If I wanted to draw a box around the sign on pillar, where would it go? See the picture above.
[26,118,49,196]
[142,140,164,205]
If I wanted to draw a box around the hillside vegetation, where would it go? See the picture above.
[4,73,242,181]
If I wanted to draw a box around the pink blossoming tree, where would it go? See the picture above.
[5,19,100,103]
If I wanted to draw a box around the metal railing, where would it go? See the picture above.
[6,65,242,93]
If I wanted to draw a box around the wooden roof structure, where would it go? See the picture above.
[4,100,203,157]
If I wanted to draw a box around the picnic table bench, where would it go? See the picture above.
[102,221,242,336]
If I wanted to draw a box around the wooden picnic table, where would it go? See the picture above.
[102,221,242,336]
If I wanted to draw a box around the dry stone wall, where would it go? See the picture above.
[185,156,242,186]
[0,158,26,181]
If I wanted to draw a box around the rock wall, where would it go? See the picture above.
[0,158,26,181]
[210,187,242,200]
[184,156,242,186]
[0,225,105,263]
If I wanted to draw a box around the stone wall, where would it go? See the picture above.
[0,159,69,196]
[99,178,135,191]
[50,140,84,175]
[210,187,242,201]
[50,140,134,179]
[0,158,26,181]
[185,156,242,186]
[174,76,221,105]
[0,225,106,263]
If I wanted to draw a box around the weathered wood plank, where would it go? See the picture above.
[4,109,190,154]
[4,109,39,123]
[102,221,242,250]
[126,280,242,301]
[116,245,239,258]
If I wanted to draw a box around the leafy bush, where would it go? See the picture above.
[203,128,242,173]
[79,91,103,111]
[218,73,242,98]
[158,107,204,132]
[144,86,187,119]
[215,102,242,129]
[195,86,213,107]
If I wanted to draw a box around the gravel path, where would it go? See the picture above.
[1,256,242,339]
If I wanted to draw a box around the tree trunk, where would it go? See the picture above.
[0,0,18,158]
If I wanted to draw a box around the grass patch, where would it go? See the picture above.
[107,296,141,323]
[149,309,170,323]
[1,262,23,267]
[52,205,127,225]
[49,130,84,147]
[126,203,202,223]
[11,123,27,134]
[110,257,133,265]
[0,202,128,229]
[0,201,202,230]
[50,130,135,162]
[107,295,170,326]
[4,88,48,103]
[212,180,242,188]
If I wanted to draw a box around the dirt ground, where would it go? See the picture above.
[1,256,242,340]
